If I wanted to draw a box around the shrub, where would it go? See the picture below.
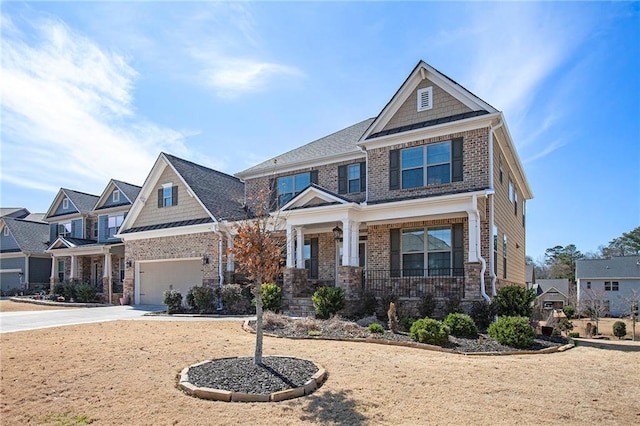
[260,283,282,313]
[488,316,536,348]
[359,291,378,317]
[62,281,77,301]
[368,323,385,334]
[444,313,478,338]
[220,284,244,313]
[75,284,97,303]
[312,286,345,319]
[53,283,65,296]
[470,300,497,331]
[186,286,215,313]
[562,304,576,319]
[400,317,416,332]
[568,332,580,338]
[613,321,627,339]
[163,289,183,314]
[556,317,574,335]
[409,318,450,346]
[494,286,536,317]
[418,294,436,318]
[444,296,462,316]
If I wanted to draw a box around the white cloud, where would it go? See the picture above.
[0,14,191,193]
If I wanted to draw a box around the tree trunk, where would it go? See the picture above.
[254,279,263,365]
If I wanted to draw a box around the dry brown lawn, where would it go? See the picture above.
[1,318,639,426]
[0,300,80,312]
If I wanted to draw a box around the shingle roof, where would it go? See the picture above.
[237,118,374,177]
[62,189,100,214]
[164,154,247,221]
[1,217,50,254]
[576,256,640,279]
[535,279,569,297]
[120,218,213,234]
[0,208,30,219]
[112,180,142,203]
[367,110,489,139]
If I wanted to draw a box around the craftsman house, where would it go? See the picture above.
[44,180,141,303]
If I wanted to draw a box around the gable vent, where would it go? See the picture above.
[417,86,433,111]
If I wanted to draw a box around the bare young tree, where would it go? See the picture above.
[227,190,284,364]
[579,287,609,336]
[622,289,639,342]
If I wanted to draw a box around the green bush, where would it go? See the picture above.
[62,281,77,301]
[53,283,65,297]
[312,286,345,319]
[494,286,536,317]
[562,304,576,319]
[418,294,436,318]
[75,284,97,303]
[186,286,215,313]
[221,284,253,314]
[400,316,416,332]
[444,313,478,338]
[368,323,385,334]
[163,289,183,314]
[409,318,450,346]
[470,300,497,331]
[260,283,282,313]
[613,321,627,339]
[488,316,536,348]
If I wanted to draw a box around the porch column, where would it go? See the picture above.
[70,255,77,281]
[296,227,304,268]
[286,224,294,268]
[24,255,30,288]
[103,253,112,303]
[341,220,351,266]
[467,210,480,262]
[349,222,360,266]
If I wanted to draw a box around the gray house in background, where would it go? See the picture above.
[534,278,570,311]
[0,212,51,294]
[576,256,640,317]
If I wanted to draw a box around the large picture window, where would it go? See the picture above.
[277,172,311,207]
[401,142,452,189]
[401,227,452,276]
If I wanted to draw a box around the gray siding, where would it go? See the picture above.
[0,231,19,251]
[53,199,78,216]
[29,257,52,284]
[0,256,25,293]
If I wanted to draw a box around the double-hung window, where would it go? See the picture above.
[401,142,452,189]
[338,162,365,194]
[158,184,178,208]
[604,281,619,291]
[401,227,452,277]
[348,164,361,193]
[113,190,120,203]
[108,214,124,238]
[277,172,311,207]
[58,222,72,237]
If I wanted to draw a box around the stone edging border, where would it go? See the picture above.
[242,320,575,356]
[8,296,107,308]
[177,356,327,403]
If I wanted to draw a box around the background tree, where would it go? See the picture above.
[227,191,283,365]
[544,244,584,282]
[602,226,640,257]
[579,287,609,335]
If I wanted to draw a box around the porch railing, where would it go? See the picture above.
[363,269,464,299]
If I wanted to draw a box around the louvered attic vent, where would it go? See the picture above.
[417,86,433,111]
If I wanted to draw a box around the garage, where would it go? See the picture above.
[138,259,203,305]
[0,269,22,295]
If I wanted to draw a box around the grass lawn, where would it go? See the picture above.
[1,319,639,425]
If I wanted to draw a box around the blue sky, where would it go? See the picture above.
[1,1,638,261]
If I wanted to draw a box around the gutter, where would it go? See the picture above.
[488,117,504,297]
[358,145,369,204]
[472,194,490,303]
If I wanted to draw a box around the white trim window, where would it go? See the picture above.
[277,172,311,207]
[417,86,433,111]
[113,190,120,203]
[58,222,72,237]
[401,227,452,277]
[3,227,8,237]
[604,281,619,291]
[347,164,361,193]
[162,184,173,207]
[62,198,69,209]
[401,142,451,188]
[108,214,124,238]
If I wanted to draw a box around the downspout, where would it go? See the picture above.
[488,118,504,297]
[214,222,225,310]
[473,195,490,304]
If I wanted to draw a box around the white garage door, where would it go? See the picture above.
[139,259,203,305]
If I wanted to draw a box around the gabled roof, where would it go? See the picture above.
[280,183,354,211]
[0,216,50,254]
[44,188,99,220]
[236,118,374,179]
[93,179,142,210]
[164,154,245,221]
[360,60,498,141]
[535,279,569,297]
[576,256,640,279]
[48,237,102,250]
[0,208,30,219]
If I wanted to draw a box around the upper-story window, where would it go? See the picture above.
[108,214,124,238]
[514,189,518,216]
[3,227,9,236]
[402,142,451,188]
[604,281,619,291]
[499,158,504,184]
[112,190,120,203]
[277,172,311,207]
[390,139,462,191]
[158,184,178,208]
[338,162,366,194]
[62,198,69,209]
[508,178,514,202]
[417,86,433,111]
[58,222,72,237]
[503,234,508,279]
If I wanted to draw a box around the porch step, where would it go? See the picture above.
[285,297,316,317]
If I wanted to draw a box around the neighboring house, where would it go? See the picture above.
[534,278,569,311]
[576,256,640,317]
[116,153,246,305]
[236,60,533,314]
[0,208,31,219]
[44,181,141,303]
[0,214,51,294]
[525,264,535,289]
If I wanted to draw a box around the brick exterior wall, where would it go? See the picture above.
[383,78,473,131]
[123,232,224,296]
[244,158,366,213]
[367,128,490,203]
